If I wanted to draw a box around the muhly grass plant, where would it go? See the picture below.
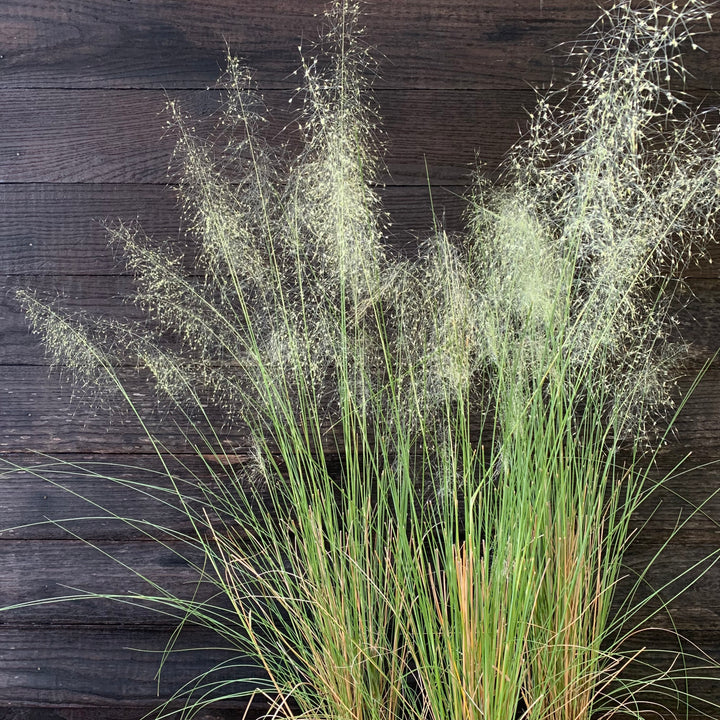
[5,0,720,718]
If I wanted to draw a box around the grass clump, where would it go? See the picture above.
[5,1,720,719]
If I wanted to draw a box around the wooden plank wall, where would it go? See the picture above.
[1,1,720,717]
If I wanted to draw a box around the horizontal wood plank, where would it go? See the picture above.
[0,0,718,92]
[0,624,255,706]
[0,707,255,720]
[0,184,467,277]
[0,540,207,623]
[0,454,210,540]
[2,264,719,366]
[0,452,718,540]
[0,363,228,454]
[0,0,641,91]
[0,531,718,626]
[1,624,715,715]
[0,540,718,711]
[0,88,531,185]
[1,351,719,449]
[0,184,183,276]
[1,330,720,449]
[0,449,717,538]
[3,181,717,276]
[2,274,145,368]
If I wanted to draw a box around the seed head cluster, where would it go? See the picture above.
[19,0,720,468]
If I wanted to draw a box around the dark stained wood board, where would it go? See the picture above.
[2,183,720,279]
[0,185,468,276]
[0,624,257,705]
[0,709,254,720]
[4,88,720,186]
[2,355,720,450]
[0,0,696,92]
[0,452,718,537]
[2,0,720,716]
[0,710,255,720]
[0,88,532,185]
[3,270,719,365]
[0,540,217,623]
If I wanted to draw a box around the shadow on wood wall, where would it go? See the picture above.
[1,1,720,718]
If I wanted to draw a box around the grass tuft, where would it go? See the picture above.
[5,2,720,719]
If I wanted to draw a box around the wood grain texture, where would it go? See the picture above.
[2,446,718,541]
[0,88,530,185]
[0,624,253,705]
[2,449,720,545]
[2,182,719,278]
[1,514,719,626]
[0,0,625,91]
[0,453,218,541]
[0,0,717,92]
[0,363,206,453]
[1,355,719,450]
[0,708,253,720]
[3,270,718,366]
[0,184,467,277]
[0,540,219,623]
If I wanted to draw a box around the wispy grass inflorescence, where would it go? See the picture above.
[505,0,720,432]
[6,1,720,719]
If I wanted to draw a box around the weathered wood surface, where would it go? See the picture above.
[0,0,718,92]
[0,709,250,720]
[0,540,214,622]
[3,87,717,186]
[1,448,718,538]
[2,0,720,716]
[0,624,253,704]
[2,265,719,369]
[0,455,212,541]
[0,1,655,91]
[0,88,531,185]
[2,182,720,278]
[2,357,720,450]
[0,185,467,276]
